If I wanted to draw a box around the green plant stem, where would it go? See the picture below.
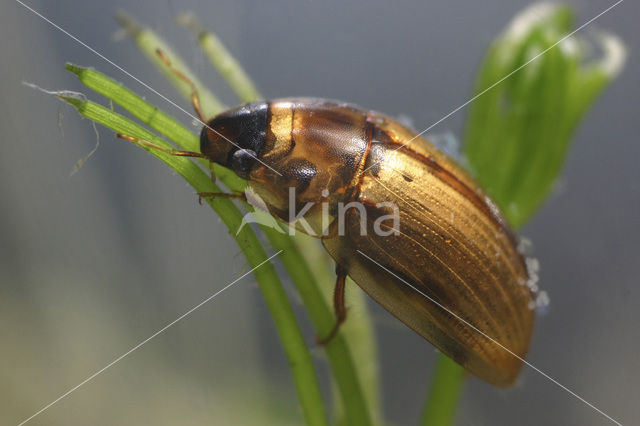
[175,23,381,422]
[422,6,625,424]
[294,235,381,426]
[66,63,372,425]
[59,95,328,426]
[115,12,225,115]
[176,13,262,103]
[64,63,244,189]
[264,231,373,425]
[114,19,379,422]
[420,355,466,426]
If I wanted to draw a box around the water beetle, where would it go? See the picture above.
[120,62,535,387]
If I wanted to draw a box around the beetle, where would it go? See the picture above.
[119,57,535,387]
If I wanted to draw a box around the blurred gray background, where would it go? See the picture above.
[1,1,638,425]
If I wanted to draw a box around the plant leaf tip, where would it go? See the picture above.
[594,30,627,78]
[58,95,85,111]
[503,3,571,40]
[65,62,86,76]
[176,11,205,36]
[115,10,142,38]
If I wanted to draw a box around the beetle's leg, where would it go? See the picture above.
[197,191,246,205]
[153,50,216,182]
[154,49,217,182]
[317,265,349,345]
[208,162,217,184]
[116,133,206,159]
[117,134,241,203]
[155,48,207,123]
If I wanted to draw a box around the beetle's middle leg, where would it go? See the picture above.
[317,265,349,345]
[116,134,238,202]
[198,191,247,204]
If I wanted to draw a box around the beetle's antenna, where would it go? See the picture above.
[155,48,207,123]
[117,133,206,159]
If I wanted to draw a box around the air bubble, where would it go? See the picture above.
[520,255,548,314]
[525,257,540,275]
[426,131,461,160]
[517,236,534,255]
[535,291,550,315]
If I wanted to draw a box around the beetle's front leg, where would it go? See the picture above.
[317,265,349,345]
[116,133,206,159]
[155,48,207,123]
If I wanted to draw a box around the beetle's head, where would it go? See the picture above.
[199,101,268,179]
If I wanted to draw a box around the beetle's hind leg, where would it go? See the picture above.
[155,48,206,123]
[317,265,349,345]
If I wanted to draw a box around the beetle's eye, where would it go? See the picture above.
[231,149,257,180]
